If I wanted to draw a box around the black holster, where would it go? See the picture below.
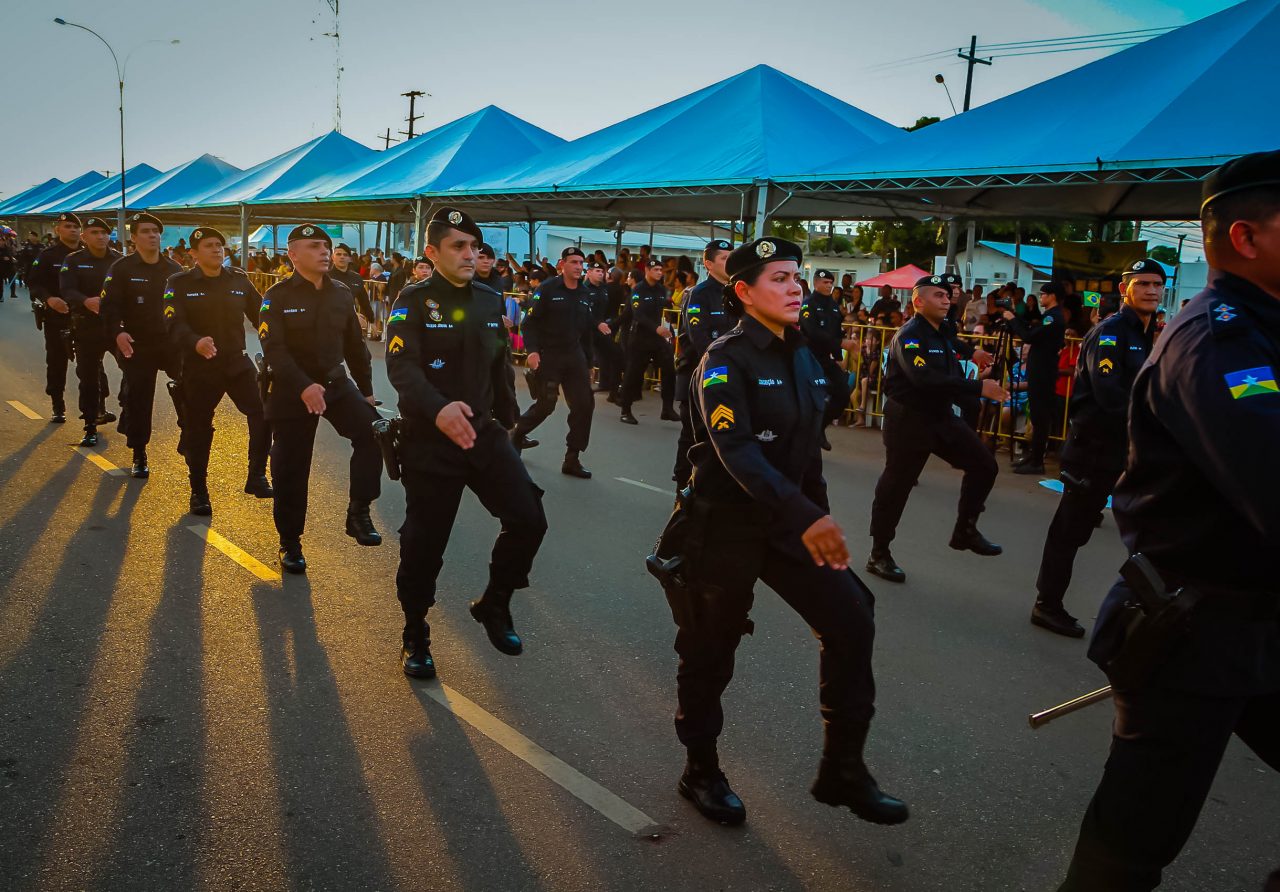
[254,352,270,404]
[31,298,45,331]
[372,416,403,481]
[1101,554,1207,690]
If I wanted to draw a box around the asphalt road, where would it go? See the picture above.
[0,283,1276,892]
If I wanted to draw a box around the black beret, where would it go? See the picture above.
[478,243,496,258]
[1201,149,1280,212]
[940,273,963,287]
[587,260,605,270]
[56,212,81,226]
[913,273,948,290]
[127,212,163,233]
[561,246,585,260]
[814,269,834,281]
[1040,281,1067,298]
[334,242,353,253]
[704,238,732,255]
[643,258,663,269]
[1121,258,1167,282]
[726,237,803,282]
[190,227,227,247]
[412,256,433,266]
[529,267,548,279]
[429,207,483,243]
[82,216,113,233]
[287,224,331,246]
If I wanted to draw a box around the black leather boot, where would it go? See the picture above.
[50,400,65,424]
[345,500,382,546]
[660,405,680,422]
[243,463,273,498]
[677,741,746,826]
[189,481,212,516]
[811,725,909,825]
[79,426,98,448]
[866,546,906,583]
[1030,600,1086,638]
[619,408,638,425]
[131,448,149,479]
[561,450,592,479]
[949,516,1002,555]
[278,541,306,575]
[511,430,539,450]
[401,619,437,679]
[469,585,523,655]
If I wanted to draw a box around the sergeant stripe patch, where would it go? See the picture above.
[710,404,735,430]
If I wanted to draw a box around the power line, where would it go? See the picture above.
[974,26,1176,52]
[987,40,1152,60]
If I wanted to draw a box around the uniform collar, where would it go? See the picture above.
[1216,271,1280,329]
[740,312,802,351]
[1115,302,1154,336]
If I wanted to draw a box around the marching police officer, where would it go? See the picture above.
[651,236,906,828]
[165,227,273,515]
[472,242,505,292]
[672,239,731,488]
[385,207,547,678]
[28,212,82,422]
[866,274,1009,583]
[1030,261,1159,638]
[619,258,678,424]
[799,268,854,446]
[258,224,382,573]
[60,216,122,446]
[585,259,623,397]
[101,213,183,477]
[1059,149,1280,891]
[1003,281,1066,474]
[510,246,596,478]
[330,242,373,324]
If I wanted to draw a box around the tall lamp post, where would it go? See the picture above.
[54,18,178,248]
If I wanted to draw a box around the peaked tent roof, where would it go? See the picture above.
[164,131,376,209]
[78,154,241,212]
[29,164,164,215]
[3,171,108,216]
[857,264,929,289]
[783,0,1280,219]
[0,177,65,216]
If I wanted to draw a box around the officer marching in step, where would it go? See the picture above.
[509,246,597,479]
[27,212,82,423]
[330,242,374,327]
[618,258,679,425]
[258,224,382,573]
[60,216,124,446]
[475,242,525,423]
[384,207,547,678]
[1059,150,1280,892]
[101,213,184,478]
[1029,261,1160,639]
[649,237,907,829]
[672,239,731,489]
[1003,281,1067,474]
[585,259,623,399]
[164,227,273,515]
[866,275,1009,583]
[799,268,855,450]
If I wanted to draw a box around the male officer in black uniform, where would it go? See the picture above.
[867,275,1009,583]
[60,216,121,446]
[619,258,677,424]
[510,246,596,478]
[385,207,547,677]
[28,213,82,422]
[672,239,731,488]
[473,242,505,293]
[800,268,854,445]
[258,224,381,573]
[165,227,273,514]
[1004,281,1066,473]
[585,259,622,396]
[101,213,183,477]
[330,243,373,323]
[1030,261,1159,638]
[1059,150,1280,891]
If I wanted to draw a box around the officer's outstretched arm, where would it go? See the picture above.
[697,354,826,533]
[384,293,451,422]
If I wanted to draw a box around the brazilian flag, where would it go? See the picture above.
[1225,366,1279,400]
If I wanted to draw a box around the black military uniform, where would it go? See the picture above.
[585,261,623,396]
[510,247,596,478]
[867,275,1001,582]
[1006,288,1066,472]
[1032,274,1156,638]
[672,242,731,489]
[385,207,547,678]
[940,273,983,429]
[27,215,81,421]
[331,248,373,322]
[258,224,381,573]
[101,213,184,475]
[59,217,122,445]
[1060,152,1280,890]
[799,269,853,432]
[652,237,905,828]
[164,227,272,515]
[619,259,677,423]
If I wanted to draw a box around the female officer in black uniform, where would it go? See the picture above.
[650,237,907,827]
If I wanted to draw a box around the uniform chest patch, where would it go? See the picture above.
[429,358,445,369]
[757,377,783,387]
[755,430,777,442]
[1225,366,1278,399]
[429,309,443,322]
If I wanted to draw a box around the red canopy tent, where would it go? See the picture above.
[857,264,930,289]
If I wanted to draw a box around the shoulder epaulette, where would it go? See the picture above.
[1207,298,1247,340]
[705,328,745,352]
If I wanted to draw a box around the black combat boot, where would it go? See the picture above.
[1030,600,1086,638]
[131,447,149,479]
[345,500,382,546]
[660,404,680,422]
[189,478,212,516]
[620,406,638,425]
[511,430,539,451]
[401,618,437,679]
[811,724,909,825]
[95,410,116,425]
[278,540,306,575]
[469,585,523,655]
[949,515,1002,555]
[561,450,592,479]
[866,544,906,583]
[50,399,65,424]
[79,426,98,448]
[677,740,746,826]
[243,463,273,498]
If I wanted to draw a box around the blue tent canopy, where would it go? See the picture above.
[29,164,163,215]
[782,0,1280,219]
[3,171,108,216]
[0,177,65,216]
[78,154,241,212]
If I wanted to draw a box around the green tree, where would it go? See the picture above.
[905,116,940,132]
[1149,244,1180,266]
[853,220,945,269]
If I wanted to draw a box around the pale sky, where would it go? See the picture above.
[0,0,1235,211]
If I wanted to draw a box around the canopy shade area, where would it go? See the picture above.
[26,164,163,215]
[0,177,65,215]
[1,170,108,216]
[780,0,1280,221]
[76,153,242,214]
[857,264,931,289]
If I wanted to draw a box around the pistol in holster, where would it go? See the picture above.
[1102,553,1206,690]
[31,297,46,331]
[372,416,403,481]
[254,352,271,404]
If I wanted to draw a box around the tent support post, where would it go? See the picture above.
[358,223,365,256]
[1013,220,1022,288]
[945,220,960,275]
[753,181,770,239]
[736,191,747,247]
[413,198,426,257]
[964,220,977,286]
[272,225,279,257]
[614,222,624,264]
[527,213,536,262]
[239,204,250,269]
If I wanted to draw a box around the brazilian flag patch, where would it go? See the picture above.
[1225,366,1279,399]
[702,366,728,388]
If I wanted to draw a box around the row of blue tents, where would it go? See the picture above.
[3,0,1276,230]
